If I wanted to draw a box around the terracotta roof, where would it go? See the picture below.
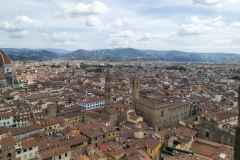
[0,112,14,118]
[177,127,197,138]
[206,110,238,121]
[0,126,9,135]
[37,139,61,151]
[0,135,15,147]
[107,108,119,114]
[9,124,41,136]
[21,138,38,150]
[0,49,11,65]
[40,145,71,159]
[77,123,116,138]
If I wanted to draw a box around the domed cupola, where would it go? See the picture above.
[0,49,11,65]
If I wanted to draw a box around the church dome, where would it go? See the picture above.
[0,49,11,65]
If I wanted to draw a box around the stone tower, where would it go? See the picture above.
[104,68,112,110]
[234,85,240,159]
[47,103,57,117]
[131,76,140,109]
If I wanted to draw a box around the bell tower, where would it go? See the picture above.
[131,76,140,109]
[234,85,240,159]
[104,68,112,110]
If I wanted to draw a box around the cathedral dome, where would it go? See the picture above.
[0,49,11,65]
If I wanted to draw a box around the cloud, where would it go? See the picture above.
[237,33,240,38]
[210,39,232,44]
[189,15,225,26]
[1,15,42,31]
[51,32,80,42]
[84,16,102,27]
[105,37,129,46]
[41,32,82,46]
[9,30,29,38]
[114,17,130,27]
[177,24,212,37]
[110,30,134,38]
[219,45,240,49]
[55,1,109,18]
[192,0,229,6]
[54,41,82,46]
[230,22,240,28]
[137,32,176,41]
[0,15,42,38]
[106,17,130,28]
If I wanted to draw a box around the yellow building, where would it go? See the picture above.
[15,138,38,160]
[35,117,61,132]
[145,139,161,160]
[63,112,84,125]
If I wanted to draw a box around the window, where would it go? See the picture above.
[103,135,105,138]
[24,149,27,152]
[35,151,38,156]
[59,155,61,159]
[17,151,21,154]
[65,152,67,157]
[29,147,32,150]
[29,153,33,158]
[24,155,27,160]
[206,132,209,138]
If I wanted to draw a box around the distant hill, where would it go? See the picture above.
[1,47,240,62]
[5,50,59,61]
[63,48,240,62]
[2,48,33,52]
[2,48,71,55]
[62,48,154,61]
[33,48,71,55]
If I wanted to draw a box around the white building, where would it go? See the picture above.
[72,95,105,110]
[0,112,14,127]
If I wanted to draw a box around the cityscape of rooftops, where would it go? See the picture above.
[0,0,240,160]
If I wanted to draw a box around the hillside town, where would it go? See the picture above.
[0,48,239,160]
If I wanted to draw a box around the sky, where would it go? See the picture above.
[0,0,240,53]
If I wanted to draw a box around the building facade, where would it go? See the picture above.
[198,110,237,147]
[131,76,191,131]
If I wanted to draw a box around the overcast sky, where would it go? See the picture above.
[0,0,240,53]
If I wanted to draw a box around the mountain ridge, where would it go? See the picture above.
[1,47,240,62]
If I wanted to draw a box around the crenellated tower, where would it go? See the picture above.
[104,68,112,110]
[234,85,240,159]
[131,76,140,109]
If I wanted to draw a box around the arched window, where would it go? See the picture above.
[161,111,164,117]
[108,88,110,92]
[7,153,11,160]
